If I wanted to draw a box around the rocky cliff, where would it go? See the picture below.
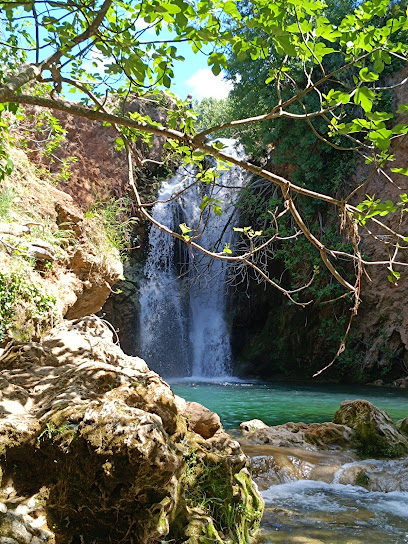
[0,147,123,347]
[0,139,263,543]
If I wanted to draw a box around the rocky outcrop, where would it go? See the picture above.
[240,420,355,451]
[26,96,172,210]
[175,397,222,439]
[0,317,263,544]
[0,149,123,346]
[333,399,408,458]
[397,417,408,434]
[240,399,408,459]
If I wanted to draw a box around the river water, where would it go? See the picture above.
[171,380,408,429]
[171,381,408,544]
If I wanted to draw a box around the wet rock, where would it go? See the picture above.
[367,379,384,386]
[0,317,263,544]
[332,399,408,458]
[393,376,408,388]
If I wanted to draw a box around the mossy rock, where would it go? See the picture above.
[333,399,408,458]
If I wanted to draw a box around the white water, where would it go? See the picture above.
[138,139,249,378]
[261,479,408,544]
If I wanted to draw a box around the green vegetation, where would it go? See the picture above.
[85,196,138,257]
[181,448,262,541]
[0,267,56,343]
[0,0,407,377]
[0,147,125,345]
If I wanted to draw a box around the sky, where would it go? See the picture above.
[10,6,233,103]
[122,21,233,101]
[85,39,233,102]
[166,41,233,101]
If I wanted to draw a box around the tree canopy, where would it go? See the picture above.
[0,0,408,369]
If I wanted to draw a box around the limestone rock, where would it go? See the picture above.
[176,398,222,439]
[0,318,263,544]
[64,248,123,319]
[393,376,408,388]
[367,379,384,386]
[333,399,408,457]
[241,419,269,434]
[0,223,31,237]
[240,420,354,451]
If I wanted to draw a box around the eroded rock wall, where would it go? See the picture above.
[0,317,263,544]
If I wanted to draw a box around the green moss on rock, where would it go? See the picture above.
[333,399,408,458]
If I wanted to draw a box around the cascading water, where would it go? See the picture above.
[138,139,249,379]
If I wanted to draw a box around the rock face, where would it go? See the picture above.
[333,399,408,458]
[28,97,171,209]
[397,417,408,434]
[0,317,263,544]
[0,149,123,347]
[241,399,408,459]
[240,420,354,451]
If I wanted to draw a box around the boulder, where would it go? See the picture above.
[176,398,222,439]
[240,419,354,451]
[333,399,408,458]
[0,317,263,544]
[367,379,384,386]
[240,419,269,434]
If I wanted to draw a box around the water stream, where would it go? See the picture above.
[137,139,408,542]
[172,381,408,543]
[138,139,249,378]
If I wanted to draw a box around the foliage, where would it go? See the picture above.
[182,449,262,536]
[0,267,56,343]
[85,196,138,257]
[0,0,407,375]
[0,186,16,221]
[194,96,236,137]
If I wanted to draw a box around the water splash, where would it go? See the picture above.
[138,139,249,378]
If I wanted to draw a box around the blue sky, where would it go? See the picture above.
[164,41,232,100]
[85,20,233,101]
[8,5,233,103]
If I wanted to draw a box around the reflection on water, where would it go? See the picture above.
[259,481,408,544]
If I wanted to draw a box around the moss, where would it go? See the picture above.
[355,470,370,487]
[178,448,263,544]
[353,427,408,459]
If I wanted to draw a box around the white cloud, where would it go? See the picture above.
[81,48,111,76]
[185,68,233,100]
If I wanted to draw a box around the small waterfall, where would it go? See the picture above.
[138,139,249,379]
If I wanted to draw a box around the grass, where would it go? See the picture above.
[84,195,139,258]
[0,187,16,221]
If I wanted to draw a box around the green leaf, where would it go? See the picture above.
[179,223,193,235]
[354,86,376,113]
[396,104,408,114]
[359,67,379,82]
[223,243,232,254]
[391,167,408,176]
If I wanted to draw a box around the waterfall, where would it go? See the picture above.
[138,139,249,379]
